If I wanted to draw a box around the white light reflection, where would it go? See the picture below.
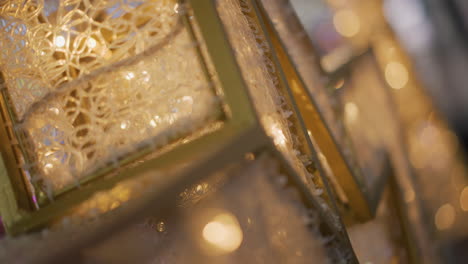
[86,37,97,49]
[124,72,135,80]
[120,121,128,129]
[271,122,287,147]
[182,95,193,104]
[264,115,288,147]
[54,35,66,48]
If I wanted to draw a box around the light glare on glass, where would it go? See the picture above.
[54,35,66,48]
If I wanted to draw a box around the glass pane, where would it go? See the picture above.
[0,0,222,195]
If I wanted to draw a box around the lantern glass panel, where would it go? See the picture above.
[0,0,224,200]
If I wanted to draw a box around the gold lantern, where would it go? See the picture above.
[0,4,357,261]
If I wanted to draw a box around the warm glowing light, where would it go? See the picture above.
[320,46,353,72]
[334,79,345,90]
[156,221,166,232]
[345,102,359,123]
[87,37,97,49]
[435,203,455,230]
[460,187,468,211]
[333,10,360,37]
[202,212,243,254]
[54,35,66,48]
[120,121,128,129]
[385,62,408,89]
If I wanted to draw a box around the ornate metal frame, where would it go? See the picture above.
[0,5,353,261]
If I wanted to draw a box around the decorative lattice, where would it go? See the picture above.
[0,0,220,194]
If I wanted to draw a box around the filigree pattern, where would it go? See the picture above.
[0,0,220,193]
[1,0,180,118]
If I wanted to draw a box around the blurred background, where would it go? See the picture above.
[280,0,468,263]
